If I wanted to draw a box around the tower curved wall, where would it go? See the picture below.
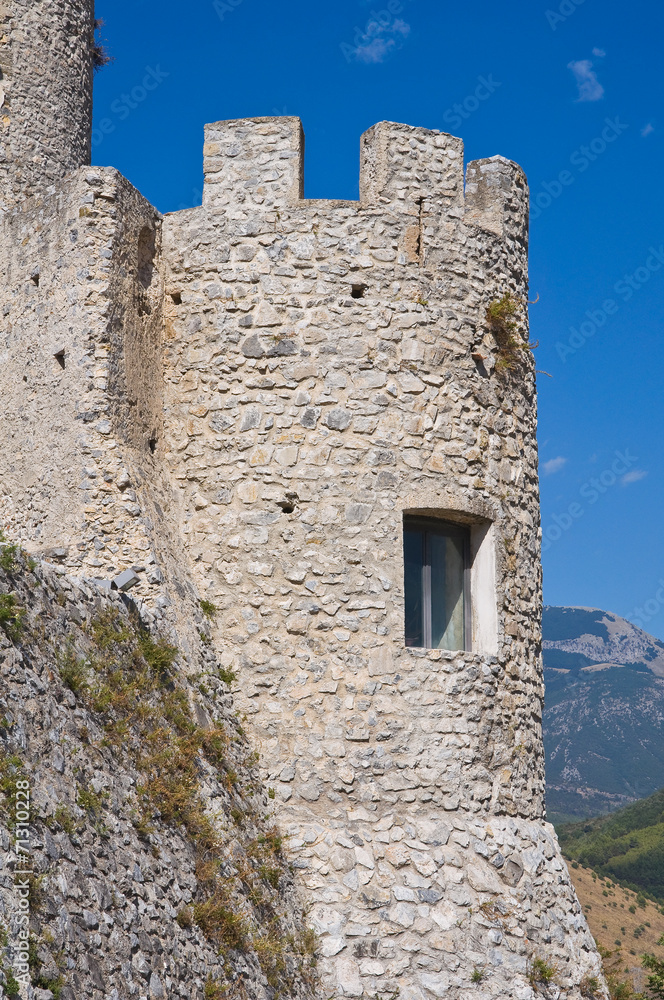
[0,0,94,213]
[0,7,608,984]
[159,118,604,998]
[0,88,607,992]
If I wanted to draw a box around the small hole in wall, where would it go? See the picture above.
[148,436,157,454]
[22,375,27,382]
[171,291,182,305]
[351,284,366,299]
[471,350,488,378]
[277,494,298,515]
[54,350,66,369]
[30,272,40,286]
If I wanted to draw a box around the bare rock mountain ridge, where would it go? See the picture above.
[543,606,664,824]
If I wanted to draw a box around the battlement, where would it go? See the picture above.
[203,116,305,212]
[201,116,528,243]
[0,50,605,991]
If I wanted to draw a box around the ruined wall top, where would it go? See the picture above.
[0,0,94,213]
[0,46,608,989]
[200,116,528,248]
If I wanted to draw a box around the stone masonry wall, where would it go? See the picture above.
[157,118,606,998]
[0,168,201,646]
[0,23,608,990]
[0,0,94,213]
[0,550,315,1000]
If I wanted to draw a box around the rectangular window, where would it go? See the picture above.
[404,517,470,651]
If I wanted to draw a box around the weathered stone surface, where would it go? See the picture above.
[0,557,314,1000]
[0,0,94,211]
[0,17,607,994]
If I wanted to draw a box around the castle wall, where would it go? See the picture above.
[0,168,197,634]
[0,0,94,212]
[157,118,604,998]
[0,3,607,969]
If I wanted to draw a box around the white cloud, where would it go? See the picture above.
[543,456,567,475]
[568,59,605,102]
[642,123,655,137]
[592,47,606,57]
[621,469,648,485]
[353,17,411,64]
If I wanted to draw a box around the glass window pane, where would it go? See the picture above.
[404,529,424,647]
[429,531,465,651]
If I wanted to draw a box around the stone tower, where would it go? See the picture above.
[159,117,605,998]
[0,0,95,212]
[0,4,606,997]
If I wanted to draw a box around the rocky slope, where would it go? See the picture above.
[566,864,664,999]
[0,542,315,1000]
[543,607,664,823]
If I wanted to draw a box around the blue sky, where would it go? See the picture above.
[93,0,664,638]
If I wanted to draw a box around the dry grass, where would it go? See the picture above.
[0,593,24,641]
[0,555,317,1000]
[78,606,315,996]
[568,863,664,996]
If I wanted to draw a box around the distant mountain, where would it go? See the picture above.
[557,787,664,901]
[543,606,664,824]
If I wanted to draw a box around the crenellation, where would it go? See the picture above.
[360,122,465,225]
[0,17,607,991]
[203,116,305,212]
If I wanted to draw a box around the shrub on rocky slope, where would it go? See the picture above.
[0,544,316,999]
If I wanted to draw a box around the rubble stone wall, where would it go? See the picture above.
[157,118,605,998]
[0,555,314,1000]
[0,13,609,988]
[0,0,94,212]
[0,168,198,641]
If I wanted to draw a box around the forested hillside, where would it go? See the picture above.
[558,788,664,899]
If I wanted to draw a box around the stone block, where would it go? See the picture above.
[112,569,140,592]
